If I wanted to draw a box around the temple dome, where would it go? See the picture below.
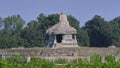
[47,12,77,34]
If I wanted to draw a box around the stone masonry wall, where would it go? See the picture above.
[0,47,120,60]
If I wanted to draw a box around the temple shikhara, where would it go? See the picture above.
[46,12,78,48]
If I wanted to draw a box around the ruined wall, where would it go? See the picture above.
[0,47,120,60]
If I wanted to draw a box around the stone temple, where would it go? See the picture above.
[46,12,78,48]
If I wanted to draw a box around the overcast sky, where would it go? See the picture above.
[0,0,120,26]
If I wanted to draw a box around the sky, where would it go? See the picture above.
[0,0,120,27]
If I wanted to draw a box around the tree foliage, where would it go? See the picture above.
[0,13,120,48]
[21,20,44,47]
[4,15,25,35]
[83,15,120,47]
[84,15,111,47]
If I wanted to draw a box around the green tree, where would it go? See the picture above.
[103,16,120,47]
[84,15,109,47]
[0,15,25,48]
[77,28,90,46]
[21,20,44,47]
[68,15,80,30]
[4,15,25,35]
[0,33,21,48]
[68,15,90,46]
[0,17,4,29]
[37,13,59,34]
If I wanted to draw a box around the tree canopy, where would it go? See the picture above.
[0,13,120,48]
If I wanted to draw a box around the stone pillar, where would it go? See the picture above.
[88,56,91,62]
[75,35,76,40]
[53,35,57,48]
[115,56,119,61]
[26,56,31,63]
[2,54,5,59]
[62,35,65,43]
[74,35,78,45]
[54,35,57,44]
[102,56,105,63]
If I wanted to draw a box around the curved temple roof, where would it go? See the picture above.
[47,12,77,34]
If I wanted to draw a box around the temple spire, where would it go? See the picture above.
[59,11,69,25]
[59,11,68,22]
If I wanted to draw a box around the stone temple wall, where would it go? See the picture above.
[0,47,120,60]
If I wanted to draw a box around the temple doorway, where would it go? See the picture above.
[56,34,62,43]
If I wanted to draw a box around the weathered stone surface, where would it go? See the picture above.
[46,12,78,48]
[0,47,120,61]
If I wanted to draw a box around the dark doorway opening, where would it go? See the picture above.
[72,34,75,40]
[56,34,62,43]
